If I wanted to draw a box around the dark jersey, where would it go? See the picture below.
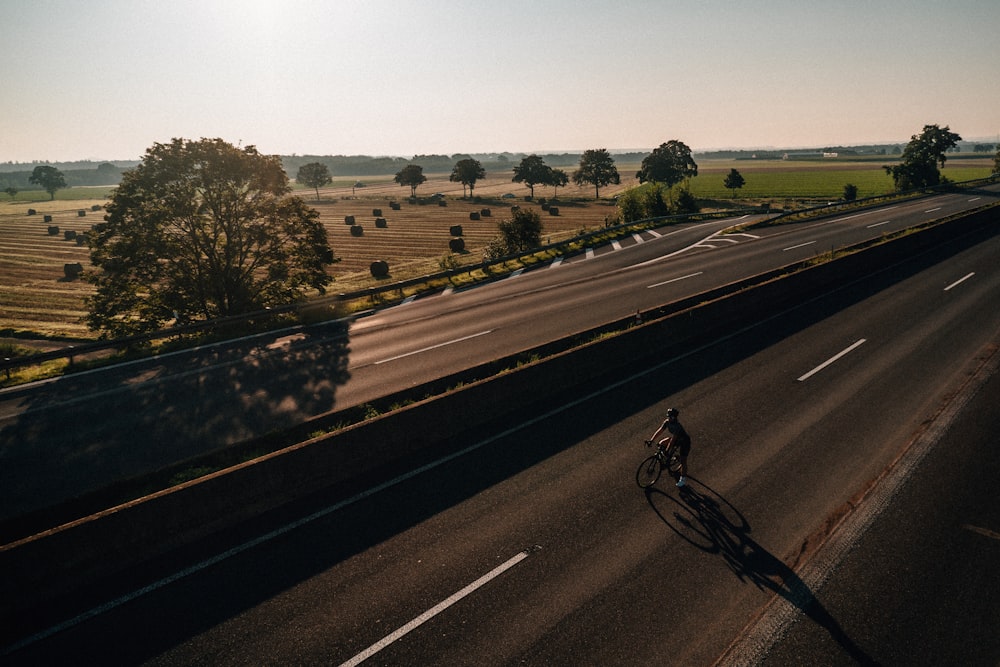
[660,420,691,456]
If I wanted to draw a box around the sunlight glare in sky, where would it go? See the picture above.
[1,0,997,161]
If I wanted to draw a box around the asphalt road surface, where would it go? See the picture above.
[1,186,997,521]
[4,200,998,664]
[758,352,1000,666]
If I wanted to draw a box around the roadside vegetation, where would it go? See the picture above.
[1,137,995,352]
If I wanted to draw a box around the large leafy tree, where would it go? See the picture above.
[86,138,334,338]
[450,158,486,198]
[511,154,551,198]
[884,124,961,191]
[394,164,427,197]
[572,148,620,199]
[296,162,332,200]
[28,165,67,200]
[636,140,698,188]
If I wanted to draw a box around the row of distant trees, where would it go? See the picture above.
[23,125,998,341]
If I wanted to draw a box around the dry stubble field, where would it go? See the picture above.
[0,171,630,340]
[4,157,991,341]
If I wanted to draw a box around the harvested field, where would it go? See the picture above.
[0,172,628,340]
[0,202,97,338]
[2,157,991,340]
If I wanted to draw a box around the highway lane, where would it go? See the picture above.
[5,203,998,664]
[760,352,1000,665]
[0,186,996,521]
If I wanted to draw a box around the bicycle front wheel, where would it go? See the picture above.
[636,455,662,488]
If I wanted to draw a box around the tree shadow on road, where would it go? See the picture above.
[0,319,352,538]
[645,480,880,666]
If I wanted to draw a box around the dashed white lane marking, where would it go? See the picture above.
[783,240,816,252]
[338,549,534,667]
[866,220,891,228]
[797,339,866,382]
[375,330,493,365]
[944,272,974,291]
[716,343,1000,667]
[647,272,704,289]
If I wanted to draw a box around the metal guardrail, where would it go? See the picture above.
[761,174,999,226]
[4,173,997,376]
[333,208,762,303]
[1,209,760,377]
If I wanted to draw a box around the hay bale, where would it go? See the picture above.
[344,215,355,225]
[47,225,59,236]
[90,204,102,211]
[63,262,83,279]
[64,230,77,241]
[350,225,364,237]
[389,201,401,210]
[549,206,560,216]
[43,214,53,223]
[480,208,491,217]
[370,260,390,278]
[449,225,463,237]
[469,212,481,221]
[449,237,466,252]
[27,209,36,216]
[375,217,388,228]
[76,233,89,246]
[372,208,382,216]
[78,209,87,217]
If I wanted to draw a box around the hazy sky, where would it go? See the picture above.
[3,0,998,162]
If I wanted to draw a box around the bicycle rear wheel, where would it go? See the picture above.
[636,455,662,488]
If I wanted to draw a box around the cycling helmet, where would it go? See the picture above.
[666,407,679,419]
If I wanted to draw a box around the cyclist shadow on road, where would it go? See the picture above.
[644,480,878,666]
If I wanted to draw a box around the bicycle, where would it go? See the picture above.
[636,439,682,488]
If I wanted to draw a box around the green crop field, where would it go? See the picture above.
[1,157,993,342]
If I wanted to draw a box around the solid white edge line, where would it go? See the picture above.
[716,340,1000,667]
[338,550,532,667]
[797,339,866,382]
[374,330,493,365]
[944,272,975,291]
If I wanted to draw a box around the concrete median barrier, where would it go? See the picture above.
[1,206,996,619]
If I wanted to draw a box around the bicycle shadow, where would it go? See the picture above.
[644,479,879,666]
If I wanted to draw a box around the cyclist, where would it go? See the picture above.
[646,407,691,487]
